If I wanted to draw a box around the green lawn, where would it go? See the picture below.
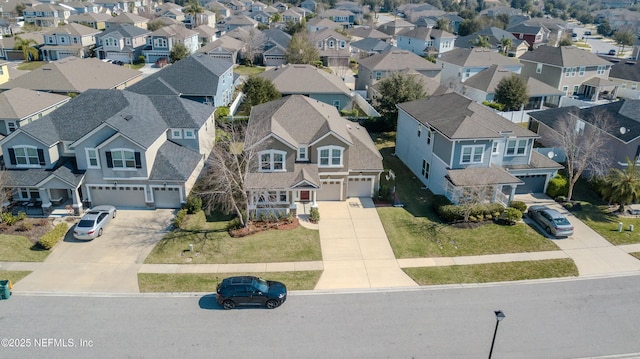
[573,203,640,245]
[0,270,32,285]
[138,271,322,292]
[144,211,322,264]
[631,252,640,260]
[0,235,50,262]
[404,259,578,285]
[234,65,266,76]
[16,61,46,71]
[374,145,558,258]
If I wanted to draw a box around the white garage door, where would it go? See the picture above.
[317,180,342,201]
[347,177,373,198]
[153,187,182,208]
[89,185,146,208]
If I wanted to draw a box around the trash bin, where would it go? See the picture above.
[0,279,12,299]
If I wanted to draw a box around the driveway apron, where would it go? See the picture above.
[314,198,417,289]
[12,209,174,293]
[516,194,640,276]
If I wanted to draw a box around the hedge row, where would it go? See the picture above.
[38,223,69,250]
[436,203,505,223]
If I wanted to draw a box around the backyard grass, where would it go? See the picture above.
[0,270,32,285]
[374,144,558,258]
[138,271,322,292]
[126,63,145,70]
[144,211,322,264]
[234,65,266,76]
[631,252,640,260]
[572,203,640,245]
[16,61,46,70]
[404,259,578,285]
[0,234,50,262]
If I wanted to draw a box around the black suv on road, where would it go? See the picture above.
[216,276,287,310]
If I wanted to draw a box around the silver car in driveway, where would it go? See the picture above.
[527,205,574,238]
[73,205,117,240]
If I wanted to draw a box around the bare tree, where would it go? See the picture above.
[238,28,266,66]
[0,168,13,214]
[549,110,612,201]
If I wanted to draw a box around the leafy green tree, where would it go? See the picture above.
[271,12,282,23]
[241,76,281,107]
[147,19,167,32]
[601,159,640,213]
[373,73,427,131]
[458,18,482,36]
[13,36,39,61]
[184,0,204,28]
[285,32,319,64]
[15,3,26,16]
[436,18,452,32]
[598,20,612,36]
[614,29,635,54]
[169,43,190,63]
[500,37,512,55]
[471,35,490,48]
[283,19,305,35]
[558,37,573,46]
[494,74,529,111]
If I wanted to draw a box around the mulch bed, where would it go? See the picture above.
[229,218,300,237]
[0,218,55,245]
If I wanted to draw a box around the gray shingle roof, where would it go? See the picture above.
[128,53,233,97]
[437,47,522,68]
[455,27,518,49]
[258,64,351,96]
[0,88,69,119]
[149,141,202,181]
[519,45,612,67]
[447,165,522,186]
[397,92,538,140]
[357,50,440,71]
[245,163,321,189]
[350,38,394,53]
[608,59,640,82]
[4,157,84,187]
[396,26,454,40]
[98,23,150,38]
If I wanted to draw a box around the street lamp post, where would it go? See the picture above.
[488,310,506,359]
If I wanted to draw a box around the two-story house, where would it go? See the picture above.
[68,12,112,30]
[317,9,355,28]
[355,50,441,97]
[395,27,455,57]
[245,95,383,214]
[142,24,199,64]
[608,58,640,100]
[223,15,258,31]
[259,64,353,110]
[40,23,100,61]
[95,23,150,63]
[395,92,562,205]
[198,36,245,64]
[436,47,522,88]
[0,88,70,136]
[261,28,291,67]
[519,45,615,104]
[0,89,217,213]
[105,12,150,29]
[377,18,415,37]
[455,27,528,58]
[23,4,73,28]
[506,22,549,49]
[309,28,350,67]
[128,53,235,107]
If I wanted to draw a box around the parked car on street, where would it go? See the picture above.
[527,205,574,238]
[585,30,592,36]
[216,276,287,310]
[73,205,117,240]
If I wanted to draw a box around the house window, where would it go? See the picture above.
[632,83,638,91]
[333,100,340,109]
[297,146,308,161]
[6,121,17,133]
[375,71,382,80]
[573,85,579,95]
[184,130,195,139]
[460,145,484,164]
[505,139,527,156]
[340,41,346,48]
[153,38,168,47]
[427,129,432,145]
[86,148,100,169]
[13,146,40,166]
[578,66,585,76]
[259,150,286,172]
[110,149,137,168]
[536,63,542,74]
[562,86,569,95]
[564,68,570,77]
[172,129,182,139]
[318,145,344,167]
[417,125,422,137]
[571,67,577,77]
[18,188,40,200]
[421,159,430,179]
[492,141,499,155]
[329,40,334,48]
[597,65,605,75]
[256,190,288,204]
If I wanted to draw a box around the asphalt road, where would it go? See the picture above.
[2,275,640,358]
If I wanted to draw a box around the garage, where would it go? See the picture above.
[89,185,147,208]
[515,174,547,194]
[347,177,374,198]
[316,180,342,201]
[153,187,182,208]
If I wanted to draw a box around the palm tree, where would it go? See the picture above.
[500,37,512,56]
[601,158,640,213]
[14,36,39,62]
[471,35,490,48]
[184,0,204,29]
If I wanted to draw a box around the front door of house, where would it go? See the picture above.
[300,191,310,201]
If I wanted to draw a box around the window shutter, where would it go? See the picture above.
[106,151,113,168]
[134,152,142,168]
[7,148,16,165]
[37,149,45,165]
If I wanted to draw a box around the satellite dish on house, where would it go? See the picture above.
[547,151,555,159]
[620,126,627,134]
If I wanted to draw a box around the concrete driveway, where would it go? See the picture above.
[517,194,640,276]
[314,198,417,290]
[12,209,174,293]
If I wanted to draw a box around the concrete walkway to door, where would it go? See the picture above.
[313,198,418,289]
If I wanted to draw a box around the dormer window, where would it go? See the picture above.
[505,139,527,156]
[9,146,44,167]
[297,146,308,161]
[318,145,344,167]
[172,129,182,139]
[259,150,286,172]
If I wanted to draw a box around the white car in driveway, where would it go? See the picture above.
[73,205,117,240]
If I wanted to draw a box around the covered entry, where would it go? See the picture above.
[89,185,146,208]
[316,180,342,201]
[347,177,374,197]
